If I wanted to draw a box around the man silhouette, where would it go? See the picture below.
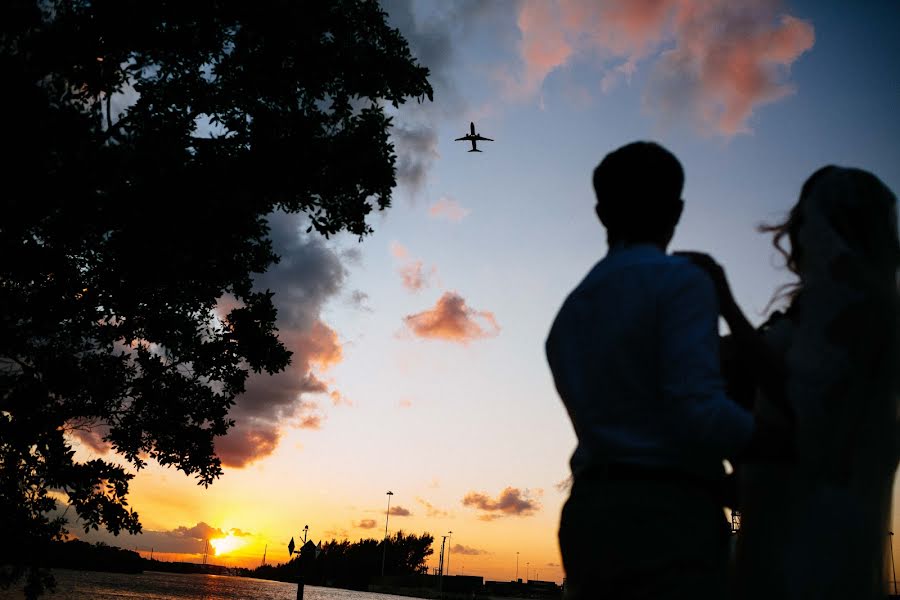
[546,142,755,599]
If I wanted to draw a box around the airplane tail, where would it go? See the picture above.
[468,148,482,153]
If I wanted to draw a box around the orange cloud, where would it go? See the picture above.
[298,414,323,430]
[215,319,341,467]
[462,487,541,519]
[513,0,814,135]
[429,197,471,222]
[389,505,412,517]
[403,292,500,343]
[329,390,353,407]
[357,519,378,529]
[416,497,449,518]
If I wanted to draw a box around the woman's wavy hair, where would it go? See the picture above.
[759,165,900,313]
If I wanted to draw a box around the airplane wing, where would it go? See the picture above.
[473,135,493,142]
[455,136,470,141]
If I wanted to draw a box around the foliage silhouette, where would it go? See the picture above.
[0,1,432,597]
[252,531,434,590]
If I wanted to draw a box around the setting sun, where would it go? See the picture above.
[209,533,246,557]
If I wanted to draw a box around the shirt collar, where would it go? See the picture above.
[607,242,665,257]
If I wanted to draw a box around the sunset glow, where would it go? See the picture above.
[209,534,246,557]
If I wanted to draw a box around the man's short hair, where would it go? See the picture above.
[593,141,684,242]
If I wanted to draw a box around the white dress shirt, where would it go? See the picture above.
[546,243,754,481]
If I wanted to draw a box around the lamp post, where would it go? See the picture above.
[446,531,453,576]
[381,491,393,577]
[515,552,519,581]
[526,562,529,583]
[439,534,449,598]
[891,531,897,595]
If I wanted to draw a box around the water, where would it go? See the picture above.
[0,570,424,600]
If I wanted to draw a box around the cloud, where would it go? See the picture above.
[451,544,488,556]
[329,390,353,407]
[348,289,372,312]
[391,124,440,191]
[380,0,505,191]
[461,487,541,519]
[555,476,573,493]
[398,398,413,409]
[389,505,412,517]
[428,197,470,222]
[512,0,814,135]
[403,292,500,343]
[324,528,350,540]
[399,262,435,292]
[116,522,246,555]
[69,422,112,455]
[390,241,436,292]
[416,497,449,518]
[215,213,347,468]
[357,519,378,529]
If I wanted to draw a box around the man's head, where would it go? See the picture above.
[593,141,685,248]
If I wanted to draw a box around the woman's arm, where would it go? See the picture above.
[675,252,795,464]
[675,251,789,408]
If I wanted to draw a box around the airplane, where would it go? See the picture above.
[455,122,493,152]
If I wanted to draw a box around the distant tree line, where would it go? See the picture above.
[251,531,434,591]
[39,540,143,575]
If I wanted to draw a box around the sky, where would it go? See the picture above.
[70,0,900,584]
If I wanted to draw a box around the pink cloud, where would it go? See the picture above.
[403,292,500,343]
[428,197,470,222]
[512,0,814,135]
[390,241,436,292]
[398,261,435,292]
[390,241,410,260]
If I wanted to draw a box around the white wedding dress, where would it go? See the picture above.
[736,167,900,599]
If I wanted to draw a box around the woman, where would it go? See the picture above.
[690,166,900,598]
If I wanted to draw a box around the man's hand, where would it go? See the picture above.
[674,251,736,317]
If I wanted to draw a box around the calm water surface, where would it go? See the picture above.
[0,570,423,600]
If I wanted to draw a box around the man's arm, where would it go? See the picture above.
[659,264,755,459]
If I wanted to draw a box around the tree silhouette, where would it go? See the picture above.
[0,1,432,597]
[253,531,434,590]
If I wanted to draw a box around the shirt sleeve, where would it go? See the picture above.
[659,263,755,458]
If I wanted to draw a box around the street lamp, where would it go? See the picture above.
[446,531,453,576]
[381,491,393,577]
[515,552,519,581]
[526,561,529,582]
[891,531,897,595]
